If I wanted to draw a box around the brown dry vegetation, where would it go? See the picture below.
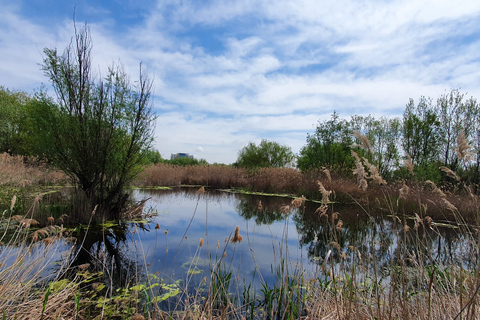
[136,162,480,222]
[0,152,66,186]
[2,153,480,319]
[136,163,364,200]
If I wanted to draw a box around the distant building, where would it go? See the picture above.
[171,153,194,160]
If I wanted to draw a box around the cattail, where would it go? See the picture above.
[232,225,243,243]
[164,229,169,235]
[456,131,474,163]
[199,238,204,247]
[440,166,460,181]
[155,223,160,230]
[317,181,331,204]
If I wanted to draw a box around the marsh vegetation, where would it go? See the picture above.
[2,20,480,320]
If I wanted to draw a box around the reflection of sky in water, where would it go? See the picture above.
[126,188,477,295]
[130,188,313,290]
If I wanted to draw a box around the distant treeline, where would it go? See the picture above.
[1,86,479,185]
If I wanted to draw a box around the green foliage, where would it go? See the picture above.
[0,87,33,155]
[33,24,156,219]
[297,112,354,173]
[141,149,163,165]
[402,97,440,172]
[167,157,207,166]
[236,139,295,169]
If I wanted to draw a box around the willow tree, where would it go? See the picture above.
[35,24,155,219]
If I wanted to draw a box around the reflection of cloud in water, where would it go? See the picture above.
[132,188,313,287]
[131,187,477,291]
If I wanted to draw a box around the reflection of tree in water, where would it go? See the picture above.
[235,195,293,225]
[138,188,478,275]
[294,201,477,272]
[67,221,148,288]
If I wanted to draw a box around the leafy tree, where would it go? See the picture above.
[168,157,208,166]
[297,112,353,173]
[34,23,156,219]
[402,96,441,180]
[236,139,294,169]
[436,89,478,171]
[0,87,32,155]
[142,149,163,165]
[350,115,402,179]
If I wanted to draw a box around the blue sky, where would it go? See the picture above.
[2,0,480,164]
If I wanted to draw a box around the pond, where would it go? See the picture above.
[14,185,470,317]
[63,187,476,310]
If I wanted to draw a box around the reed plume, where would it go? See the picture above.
[399,184,410,201]
[317,181,331,204]
[440,166,460,181]
[322,167,332,183]
[425,180,446,198]
[291,195,306,209]
[352,151,368,191]
[404,153,414,175]
[363,158,386,185]
[353,130,372,153]
[455,131,474,163]
[257,200,263,211]
[232,225,243,243]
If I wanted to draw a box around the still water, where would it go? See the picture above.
[99,188,473,290]
[67,186,476,308]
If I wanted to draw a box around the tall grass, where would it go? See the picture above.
[0,152,66,186]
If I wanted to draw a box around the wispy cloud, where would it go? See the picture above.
[1,0,479,163]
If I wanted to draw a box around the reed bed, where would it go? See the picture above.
[136,163,362,200]
[0,152,66,186]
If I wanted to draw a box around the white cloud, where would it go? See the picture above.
[2,0,480,163]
